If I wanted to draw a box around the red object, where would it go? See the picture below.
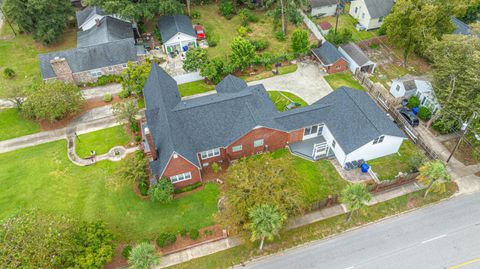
[194,25,206,40]
[318,22,333,31]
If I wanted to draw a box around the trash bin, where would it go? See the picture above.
[412,107,419,115]
[361,163,370,173]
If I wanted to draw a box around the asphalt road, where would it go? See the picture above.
[239,193,480,269]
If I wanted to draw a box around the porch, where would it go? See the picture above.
[289,136,334,161]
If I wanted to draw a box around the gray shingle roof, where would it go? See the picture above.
[309,0,338,8]
[158,15,196,43]
[215,75,248,94]
[312,41,345,65]
[76,6,105,27]
[451,17,472,35]
[38,39,138,79]
[363,0,394,18]
[77,16,134,47]
[144,66,405,177]
[340,42,372,66]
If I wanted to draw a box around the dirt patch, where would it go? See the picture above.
[442,139,480,166]
[406,197,417,209]
[105,243,129,269]
[159,225,226,255]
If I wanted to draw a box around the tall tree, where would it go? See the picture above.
[382,0,454,66]
[121,61,152,96]
[341,184,372,222]
[3,0,73,44]
[248,204,287,251]
[291,29,310,54]
[183,48,209,72]
[128,242,160,269]
[417,160,451,198]
[112,99,140,128]
[230,36,257,71]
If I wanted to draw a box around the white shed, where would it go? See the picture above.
[158,15,198,54]
[338,42,376,74]
[308,0,338,17]
[390,76,441,113]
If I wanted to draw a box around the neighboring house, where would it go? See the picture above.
[451,17,472,36]
[390,76,441,113]
[349,0,395,30]
[158,15,197,54]
[308,0,338,17]
[311,41,349,74]
[141,64,405,188]
[318,21,333,35]
[38,7,145,84]
[339,42,376,74]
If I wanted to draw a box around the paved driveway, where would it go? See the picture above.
[247,63,333,104]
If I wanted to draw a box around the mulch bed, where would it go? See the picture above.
[105,243,129,269]
[158,225,226,255]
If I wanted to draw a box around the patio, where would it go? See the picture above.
[289,136,334,161]
[330,159,374,183]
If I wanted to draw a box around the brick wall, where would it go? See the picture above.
[50,58,75,83]
[326,58,349,74]
[162,153,202,189]
[198,148,228,172]
[226,127,290,160]
[73,63,128,83]
[289,128,304,143]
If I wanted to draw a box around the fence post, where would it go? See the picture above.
[326,195,332,207]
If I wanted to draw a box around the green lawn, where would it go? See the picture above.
[368,140,425,181]
[0,141,220,242]
[324,72,365,91]
[192,5,313,58]
[269,91,307,111]
[0,25,77,97]
[317,14,378,42]
[178,80,215,97]
[75,126,131,158]
[242,64,298,82]
[0,109,40,141]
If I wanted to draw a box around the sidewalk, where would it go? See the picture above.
[156,181,424,268]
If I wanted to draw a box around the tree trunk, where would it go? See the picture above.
[403,49,408,68]
[259,236,265,251]
[280,0,286,35]
[187,0,191,16]
[424,180,435,198]
[346,210,353,222]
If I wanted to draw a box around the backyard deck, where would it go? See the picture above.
[289,136,334,161]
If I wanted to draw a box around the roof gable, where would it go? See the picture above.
[76,6,106,28]
[309,0,338,8]
[158,15,196,43]
[312,41,345,65]
[340,42,372,66]
[77,16,134,47]
[451,17,472,35]
[363,0,394,18]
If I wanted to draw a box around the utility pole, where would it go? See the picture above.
[447,112,478,163]
[334,0,341,36]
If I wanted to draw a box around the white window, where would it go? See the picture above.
[396,85,401,92]
[90,70,103,77]
[254,139,264,147]
[122,63,128,68]
[200,148,220,159]
[108,66,113,71]
[373,135,385,145]
[304,125,319,136]
[203,162,209,167]
[232,145,243,152]
[332,140,336,149]
[170,172,192,183]
[355,7,358,13]
[379,16,384,22]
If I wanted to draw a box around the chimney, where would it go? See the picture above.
[318,40,323,47]
[50,57,74,83]
[95,18,101,27]
[144,127,157,160]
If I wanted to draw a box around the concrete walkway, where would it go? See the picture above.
[156,181,425,268]
[80,83,123,100]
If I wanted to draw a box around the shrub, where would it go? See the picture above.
[237,26,250,36]
[191,11,201,19]
[432,119,459,134]
[417,106,432,121]
[407,95,420,109]
[238,8,258,25]
[154,28,162,42]
[97,75,119,86]
[119,90,131,99]
[212,162,221,173]
[189,229,200,240]
[103,94,113,102]
[291,29,310,55]
[325,28,353,45]
[208,39,218,47]
[407,153,426,172]
[174,182,203,194]
[130,121,139,133]
[138,176,148,196]
[135,135,141,142]
[3,68,15,78]
[148,178,174,204]
[122,245,132,259]
[156,233,177,248]
[204,230,214,236]
[179,228,188,237]
[275,31,286,41]
[249,39,270,51]
[219,0,234,18]
[370,43,380,49]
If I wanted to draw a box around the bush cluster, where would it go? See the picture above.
[219,0,234,18]
[3,68,15,78]
[189,229,200,240]
[121,245,132,259]
[156,233,177,248]
[174,182,203,194]
[249,39,270,51]
[407,95,420,109]
[417,106,432,121]
[103,94,113,103]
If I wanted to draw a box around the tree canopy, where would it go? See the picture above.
[230,36,257,71]
[3,0,73,44]
[86,0,184,21]
[148,178,175,204]
[183,48,209,72]
[248,204,286,250]
[341,184,372,222]
[121,61,152,96]
[128,242,160,269]
[417,160,451,198]
[291,29,310,55]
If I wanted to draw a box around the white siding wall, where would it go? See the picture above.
[338,47,361,74]
[311,4,337,17]
[322,124,347,165]
[345,135,405,164]
[390,81,406,98]
[349,0,385,30]
[80,14,105,31]
[164,32,197,47]
[366,17,385,30]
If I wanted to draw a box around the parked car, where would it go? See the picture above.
[399,107,419,127]
[194,25,205,40]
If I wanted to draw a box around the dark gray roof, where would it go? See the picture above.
[451,17,472,35]
[38,39,138,79]
[403,80,417,91]
[309,0,338,8]
[77,16,134,47]
[215,75,248,94]
[158,15,196,43]
[144,66,405,177]
[363,0,394,18]
[312,41,345,65]
[76,6,105,27]
[340,42,372,66]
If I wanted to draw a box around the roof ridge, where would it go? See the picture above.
[342,88,382,136]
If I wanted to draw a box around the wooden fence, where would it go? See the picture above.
[367,172,419,193]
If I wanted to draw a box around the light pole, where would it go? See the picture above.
[446,111,478,163]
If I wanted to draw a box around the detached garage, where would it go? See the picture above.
[312,41,349,74]
[308,0,339,17]
[339,42,376,74]
[158,15,198,54]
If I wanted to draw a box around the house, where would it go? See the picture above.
[451,17,472,36]
[38,7,145,84]
[311,41,349,74]
[141,64,405,188]
[349,0,395,30]
[158,15,198,54]
[390,76,441,113]
[318,21,333,35]
[308,0,338,17]
[339,42,376,74]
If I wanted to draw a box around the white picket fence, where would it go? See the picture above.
[173,71,204,85]
[299,10,325,42]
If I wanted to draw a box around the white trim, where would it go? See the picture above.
[232,145,243,152]
[254,139,264,147]
[159,151,200,177]
[200,148,221,159]
[170,172,192,183]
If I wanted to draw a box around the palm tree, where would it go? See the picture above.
[417,160,451,198]
[128,242,160,269]
[248,204,287,251]
[341,184,372,222]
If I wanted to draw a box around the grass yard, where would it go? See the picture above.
[171,182,457,269]
[368,140,425,181]
[242,64,298,82]
[0,141,220,242]
[75,125,131,158]
[0,109,40,141]
[324,72,365,91]
[192,5,314,58]
[178,80,215,97]
[317,14,378,42]
[0,25,77,97]
[269,91,307,112]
